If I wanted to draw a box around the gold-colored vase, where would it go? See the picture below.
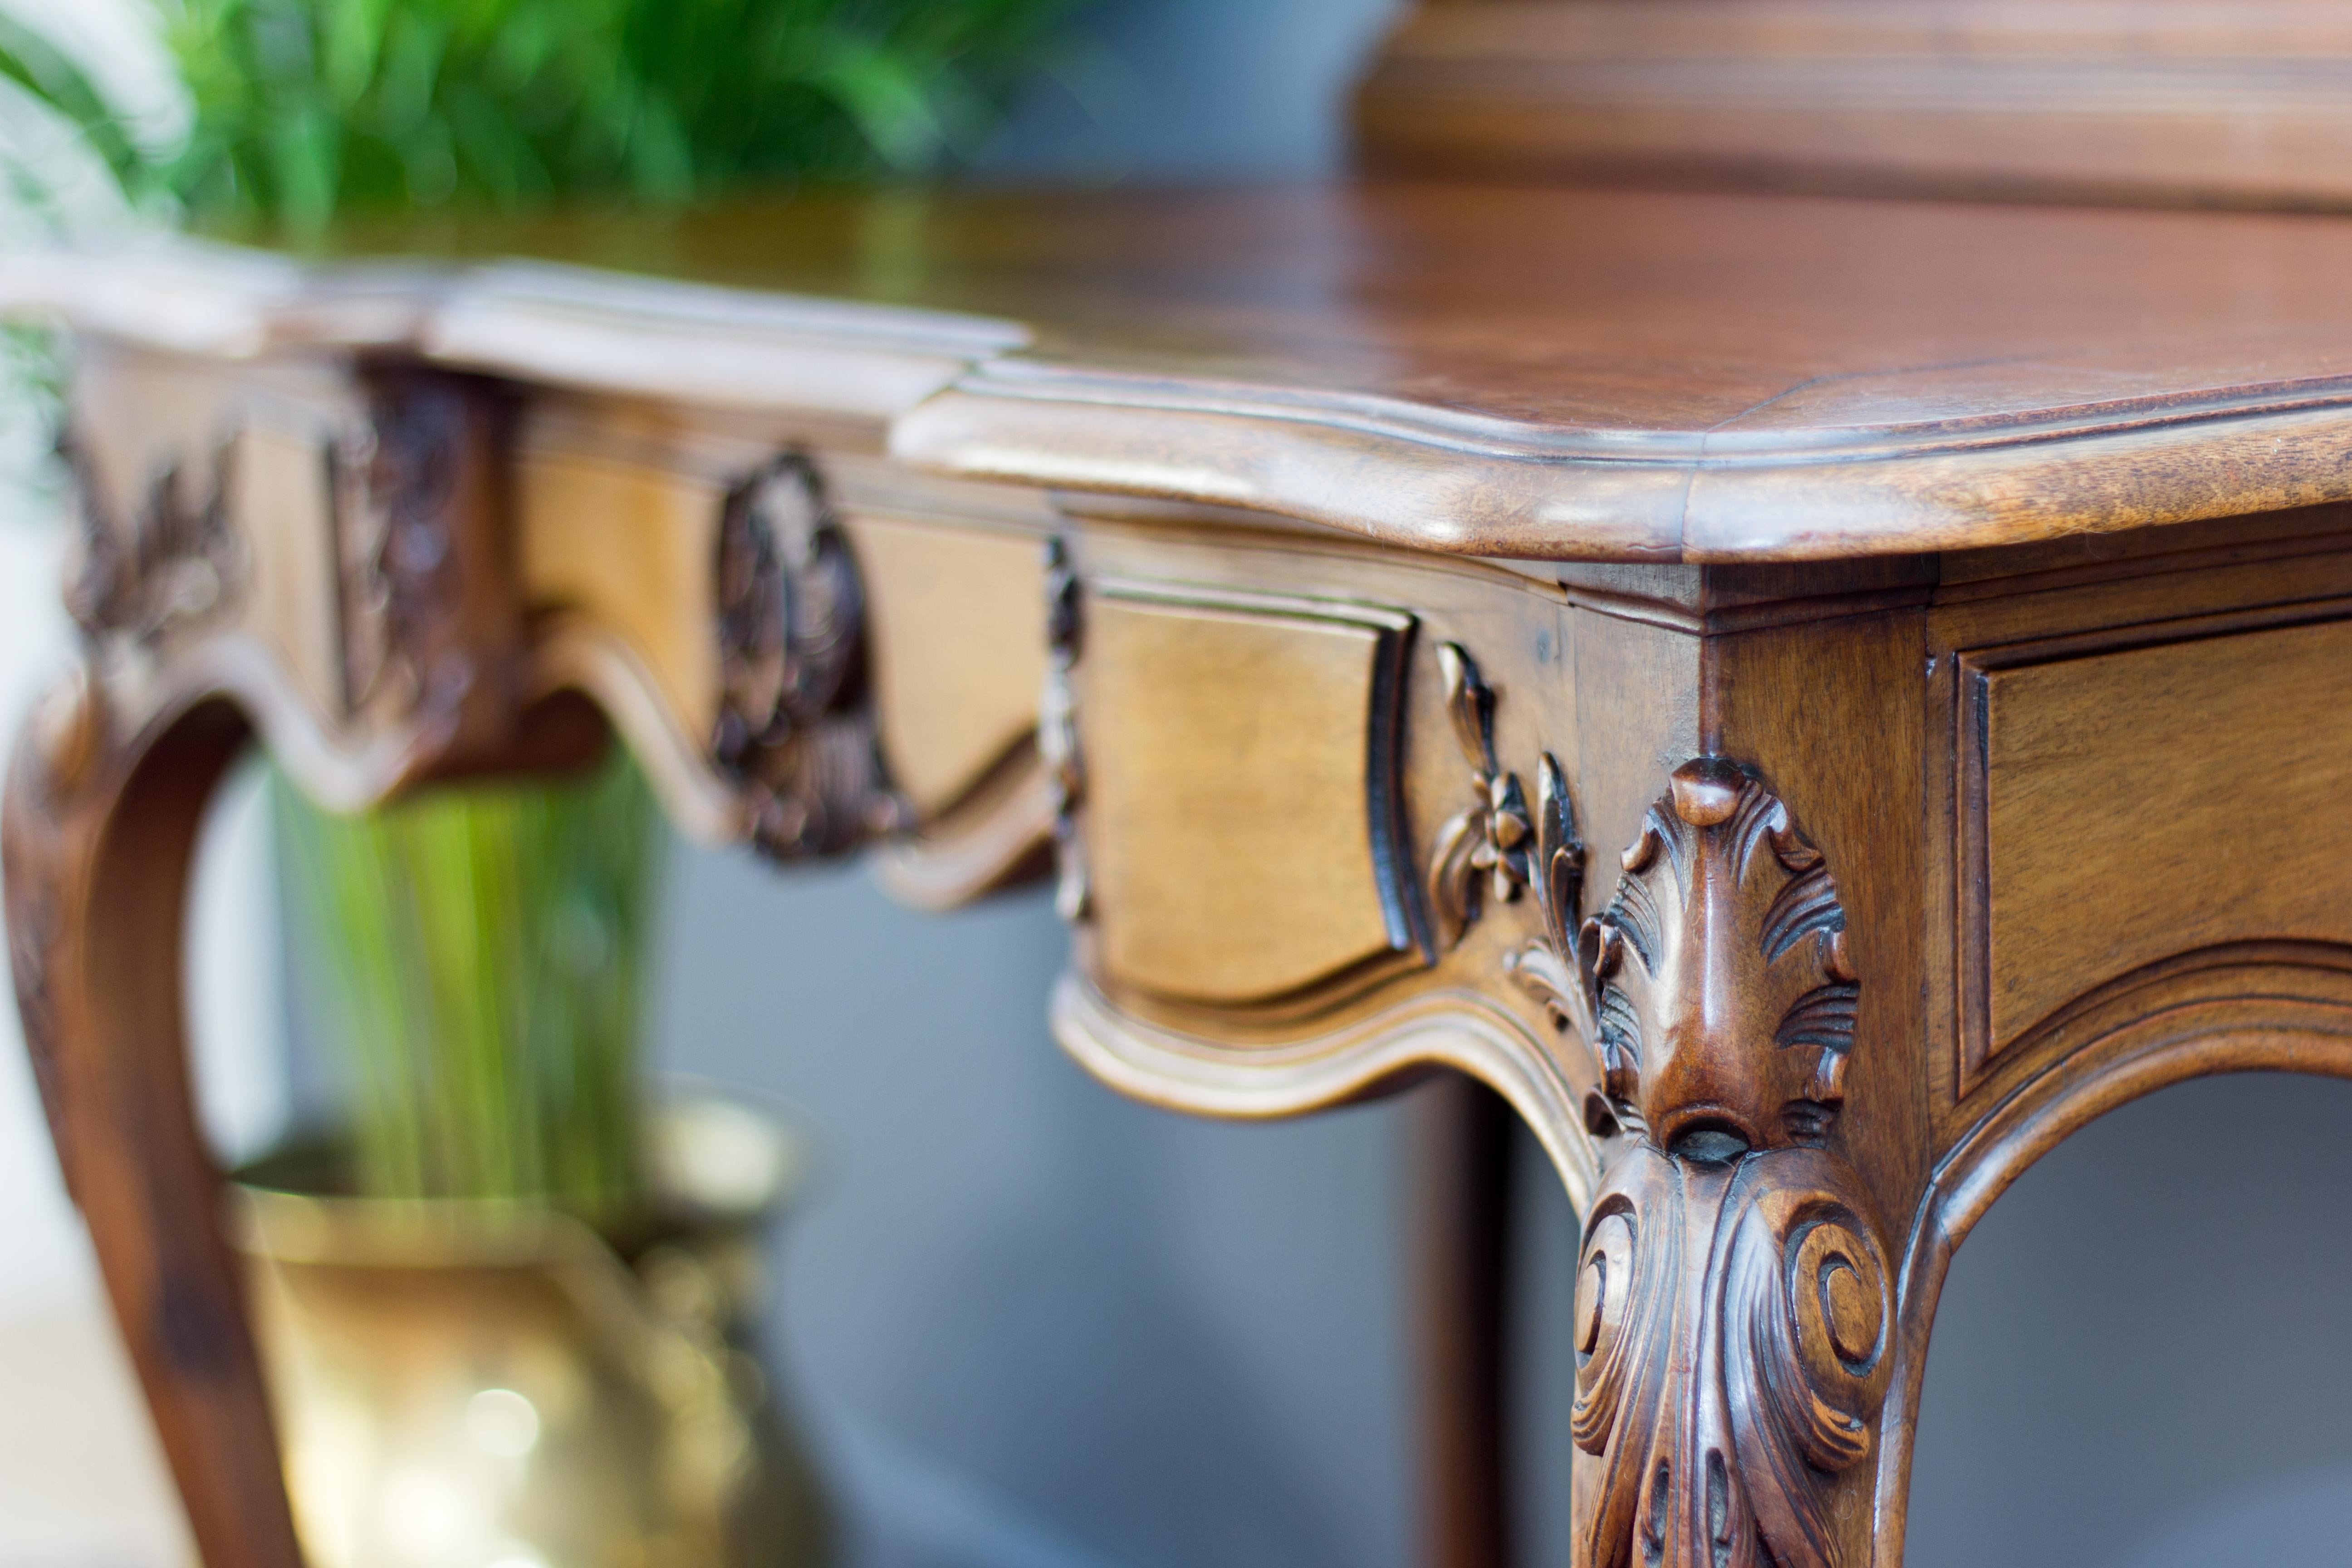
[227,1091,831,1568]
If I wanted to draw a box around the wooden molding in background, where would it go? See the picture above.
[1357,1,2352,208]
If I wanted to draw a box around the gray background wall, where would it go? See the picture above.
[644,4,2352,1566]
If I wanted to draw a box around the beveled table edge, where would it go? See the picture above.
[17,229,2352,562]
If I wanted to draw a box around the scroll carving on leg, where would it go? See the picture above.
[1566,759,1888,1568]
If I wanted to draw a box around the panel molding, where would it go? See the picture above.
[1073,577,1423,1010]
[1955,599,2352,1095]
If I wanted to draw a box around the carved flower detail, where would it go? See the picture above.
[1428,643,1539,949]
[710,452,900,859]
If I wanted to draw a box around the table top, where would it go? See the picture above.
[19,182,2352,562]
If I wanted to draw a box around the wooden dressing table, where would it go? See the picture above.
[18,8,2352,1567]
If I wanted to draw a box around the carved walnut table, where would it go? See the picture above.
[12,186,2352,1568]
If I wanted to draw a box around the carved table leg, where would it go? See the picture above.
[3,674,303,1568]
[0,363,536,1568]
[1568,761,1892,1568]
[1413,1072,1518,1568]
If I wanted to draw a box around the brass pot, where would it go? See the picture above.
[227,1090,831,1568]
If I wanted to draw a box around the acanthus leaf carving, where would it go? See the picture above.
[1568,757,1882,1568]
[59,426,243,650]
[338,375,476,722]
[1504,751,1594,1040]
[1582,758,1857,1152]
[1415,640,1603,1118]
[711,451,906,861]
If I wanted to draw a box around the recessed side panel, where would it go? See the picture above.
[233,426,344,720]
[517,449,724,742]
[1080,585,1417,1008]
[843,513,1046,821]
[1964,614,2352,1087]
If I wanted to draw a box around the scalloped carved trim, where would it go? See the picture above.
[874,756,1056,912]
[1052,971,1603,1214]
[1930,941,2352,1245]
[530,620,743,845]
[55,366,533,808]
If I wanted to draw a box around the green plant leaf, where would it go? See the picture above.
[0,11,158,200]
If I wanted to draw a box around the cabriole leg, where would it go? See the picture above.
[4,673,302,1568]
[1414,1072,1518,1568]
[1567,760,1896,1568]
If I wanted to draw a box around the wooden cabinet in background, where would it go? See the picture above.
[1360,0,2352,208]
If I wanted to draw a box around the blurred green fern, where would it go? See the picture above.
[5,0,1075,233]
[276,749,664,1218]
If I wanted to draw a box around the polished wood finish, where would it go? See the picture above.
[1571,764,1878,1568]
[1411,1074,1518,1568]
[1079,584,1416,1005]
[1358,0,2352,209]
[4,685,300,1568]
[34,186,2352,560]
[518,444,726,750]
[15,186,2352,1568]
[1971,616,2352,1072]
[3,356,545,1568]
[843,513,1044,820]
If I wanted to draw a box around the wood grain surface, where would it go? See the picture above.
[1079,585,1416,1005]
[843,513,1047,820]
[1972,614,2352,1072]
[32,186,2352,558]
[29,338,2352,1568]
